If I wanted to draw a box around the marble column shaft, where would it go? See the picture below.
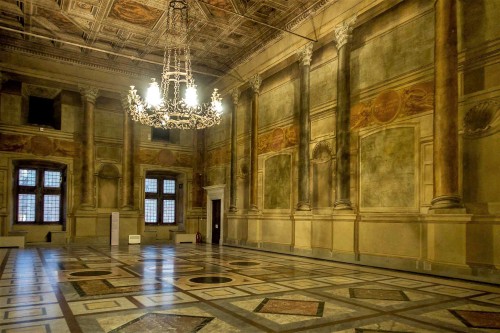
[297,43,313,211]
[431,0,461,209]
[229,89,239,212]
[79,86,99,208]
[121,98,134,209]
[250,74,262,211]
[334,17,356,210]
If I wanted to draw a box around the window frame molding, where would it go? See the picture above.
[144,171,179,225]
[13,160,67,225]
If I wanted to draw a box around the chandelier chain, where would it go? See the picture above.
[126,0,223,130]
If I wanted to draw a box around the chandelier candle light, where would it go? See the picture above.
[127,0,223,130]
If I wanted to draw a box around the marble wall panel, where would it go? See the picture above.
[0,94,22,124]
[310,61,336,109]
[359,222,421,258]
[264,154,291,209]
[262,219,292,244]
[460,0,500,51]
[95,110,123,139]
[351,12,434,92]
[312,220,332,249]
[360,127,416,209]
[96,145,121,162]
[259,80,298,128]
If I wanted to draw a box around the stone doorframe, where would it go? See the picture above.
[204,184,225,245]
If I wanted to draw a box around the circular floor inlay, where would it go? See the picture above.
[229,261,260,266]
[189,276,233,284]
[69,270,112,277]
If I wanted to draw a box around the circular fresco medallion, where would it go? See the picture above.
[372,90,401,123]
[31,135,53,156]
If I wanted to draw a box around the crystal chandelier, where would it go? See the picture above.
[127,0,223,130]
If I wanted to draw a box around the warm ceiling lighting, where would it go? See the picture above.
[127,0,223,130]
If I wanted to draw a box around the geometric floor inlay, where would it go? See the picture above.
[108,313,214,333]
[349,288,410,301]
[72,280,163,296]
[254,298,324,317]
[4,245,500,333]
[69,270,112,277]
[189,276,233,284]
[448,309,500,329]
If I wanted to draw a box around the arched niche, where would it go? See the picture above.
[312,141,333,208]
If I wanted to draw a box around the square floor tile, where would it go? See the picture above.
[69,297,137,315]
[133,291,197,307]
[188,287,250,300]
[254,298,325,317]
[236,283,293,294]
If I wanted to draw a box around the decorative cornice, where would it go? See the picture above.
[249,74,262,94]
[297,42,314,66]
[79,85,99,104]
[22,83,61,99]
[0,43,153,84]
[334,15,357,49]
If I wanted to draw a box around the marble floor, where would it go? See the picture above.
[1,244,500,332]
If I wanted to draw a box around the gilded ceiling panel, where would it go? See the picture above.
[108,0,163,28]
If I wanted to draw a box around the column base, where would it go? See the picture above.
[79,203,95,211]
[296,202,311,211]
[229,206,238,213]
[430,195,463,210]
[333,199,353,211]
[249,205,259,212]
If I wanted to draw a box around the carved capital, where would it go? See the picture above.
[79,85,99,104]
[297,42,314,66]
[334,15,357,49]
[231,88,240,105]
[249,74,262,94]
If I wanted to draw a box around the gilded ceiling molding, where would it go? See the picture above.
[297,42,314,66]
[285,0,336,31]
[235,0,335,68]
[334,15,357,49]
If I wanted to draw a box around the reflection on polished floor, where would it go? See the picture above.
[1,244,500,332]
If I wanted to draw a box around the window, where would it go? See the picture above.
[28,96,61,130]
[151,127,180,144]
[14,162,66,224]
[144,174,177,224]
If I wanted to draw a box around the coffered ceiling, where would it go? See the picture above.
[0,0,333,88]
